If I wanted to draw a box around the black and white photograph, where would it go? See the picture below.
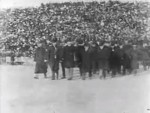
[0,0,150,113]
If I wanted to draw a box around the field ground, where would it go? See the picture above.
[0,64,150,113]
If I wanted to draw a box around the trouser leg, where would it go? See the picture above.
[79,66,82,77]
[99,69,103,79]
[133,69,137,75]
[61,62,66,78]
[34,73,39,79]
[89,69,92,78]
[143,61,147,70]
[128,68,132,74]
[44,73,47,78]
[102,69,106,79]
[117,65,121,74]
[68,68,73,80]
[51,70,55,80]
[123,66,126,75]
[89,64,92,78]
[112,67,117,77]
[56,71,59,79]
[82,73,86,80]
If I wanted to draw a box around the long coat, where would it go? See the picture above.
[97,47,103,69]
[115,46,124,59]
[122,44,133,69]
[47,45,61,72]
[99,46,112,70]
[109,49,121,69]
[140,47,150,66]
[34,47,47,74]
[75,45,85,67]
[89,46,99,72]
[63,45,75,68]
[112,46,124,66]
[80,47,92,73]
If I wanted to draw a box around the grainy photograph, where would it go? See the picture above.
[0,0,150,113]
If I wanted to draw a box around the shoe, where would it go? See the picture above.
[34,77,39,79]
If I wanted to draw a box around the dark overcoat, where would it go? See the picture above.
[75,45,85,67]
[47,45,61,72]
[34,47,47,74]
[63,45,75,68]
[122,44,132,69]
[80,47,92,73]
[99,46,112,70]
[97,47,103,69]
[89,46,99,72]
[109,49,121,69]
[140,47,150,66]
[114,46,124,66]
[11,52,15,62]
[140,47,150,61]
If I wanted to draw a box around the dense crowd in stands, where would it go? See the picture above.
[0,1,150,56]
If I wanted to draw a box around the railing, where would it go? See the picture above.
[0,56,34,65]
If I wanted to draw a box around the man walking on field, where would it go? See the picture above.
[34,40,48,79]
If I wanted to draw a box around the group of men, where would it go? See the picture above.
[34,38,150,80]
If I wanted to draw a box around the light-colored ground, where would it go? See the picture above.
[0,64,150,113]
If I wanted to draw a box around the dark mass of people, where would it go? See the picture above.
[33,38,150,80]
[0,1,150,80]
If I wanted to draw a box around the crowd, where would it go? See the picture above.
[34,38,150,80]
[0,1,150,57]
[0,1,150,79]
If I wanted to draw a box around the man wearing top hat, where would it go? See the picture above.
[62,39,76,80]
[75,38,85,77]
[79,42,93,80]
[47,38,61,80]
[34,40,48,79]
[99,41,112,79]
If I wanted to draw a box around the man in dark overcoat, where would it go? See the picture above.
[80,42,92,80]
[109,45,121,77]
[47,38,61,80]
[116,43,124,75]
[74,39,85,77]
[34,40,47,79]
[97,42,104,78]
[140,43,150,70]
[99,41,112,79]
[130,45,139,75]
[89,41,99,75]
[112,43,124,75]
[122,41,133,75]
[63,40,76,80]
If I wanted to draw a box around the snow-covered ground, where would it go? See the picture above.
[0,64,150,113]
